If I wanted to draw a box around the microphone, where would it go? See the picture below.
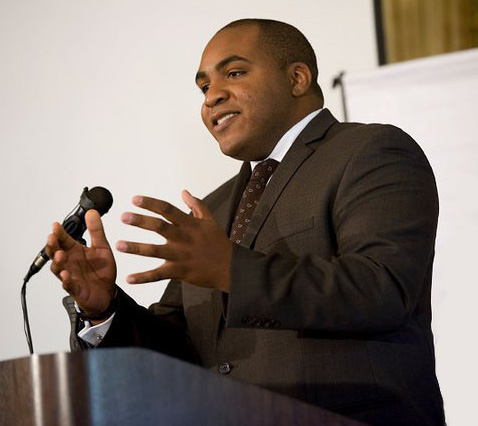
[24,186,113,282]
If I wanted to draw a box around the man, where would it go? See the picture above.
[46,19,445,425]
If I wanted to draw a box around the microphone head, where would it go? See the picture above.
[83,186,113,216]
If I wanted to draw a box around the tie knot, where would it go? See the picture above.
[250,159,279,183]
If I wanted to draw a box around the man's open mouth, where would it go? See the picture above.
[214,112,239,126]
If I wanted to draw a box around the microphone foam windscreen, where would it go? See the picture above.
[88,187,113,215]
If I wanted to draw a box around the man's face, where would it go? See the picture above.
[196,25,297,161]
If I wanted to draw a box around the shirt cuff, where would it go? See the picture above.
[77,312,116,347]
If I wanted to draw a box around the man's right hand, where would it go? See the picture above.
[45,209,117,319]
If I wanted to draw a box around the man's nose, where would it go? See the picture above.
[204,85,229,108]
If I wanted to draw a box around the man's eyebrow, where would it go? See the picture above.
[195,55,252,83]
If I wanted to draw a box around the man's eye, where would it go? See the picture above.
[228,70,245,78]
[200,84,210,94]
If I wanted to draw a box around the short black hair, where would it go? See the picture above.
[221,19,323,98]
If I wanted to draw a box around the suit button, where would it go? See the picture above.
[218,362,231,375]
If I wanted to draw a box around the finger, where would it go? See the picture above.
[126,263,178,284]
[45,232,61,259]
[50,253,75,295]
[60,270,76,295]
[50,250,68,276]
[121,212,185,241]
[132,196,190,225]
[85,210,110,249]
[52,221,77,251]
[115,240,177,260]
[182,190,212,220]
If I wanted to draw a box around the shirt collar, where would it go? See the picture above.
[250,108,322,170]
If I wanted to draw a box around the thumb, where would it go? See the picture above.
[85,209,110,249]
[182,190,211,220]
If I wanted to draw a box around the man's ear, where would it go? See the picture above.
[288,62,313,97]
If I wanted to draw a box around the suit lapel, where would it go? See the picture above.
[241,109,338,248]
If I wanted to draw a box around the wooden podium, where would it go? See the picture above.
[0,348,365,425]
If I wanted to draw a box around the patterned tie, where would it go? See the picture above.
[230,159,279,244]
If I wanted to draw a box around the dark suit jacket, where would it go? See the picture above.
[66,109,445,425]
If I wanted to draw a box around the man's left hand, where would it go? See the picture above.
[116,190,232,292]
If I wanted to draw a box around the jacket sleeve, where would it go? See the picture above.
[64,283,198,363]
[226,125,439,334]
